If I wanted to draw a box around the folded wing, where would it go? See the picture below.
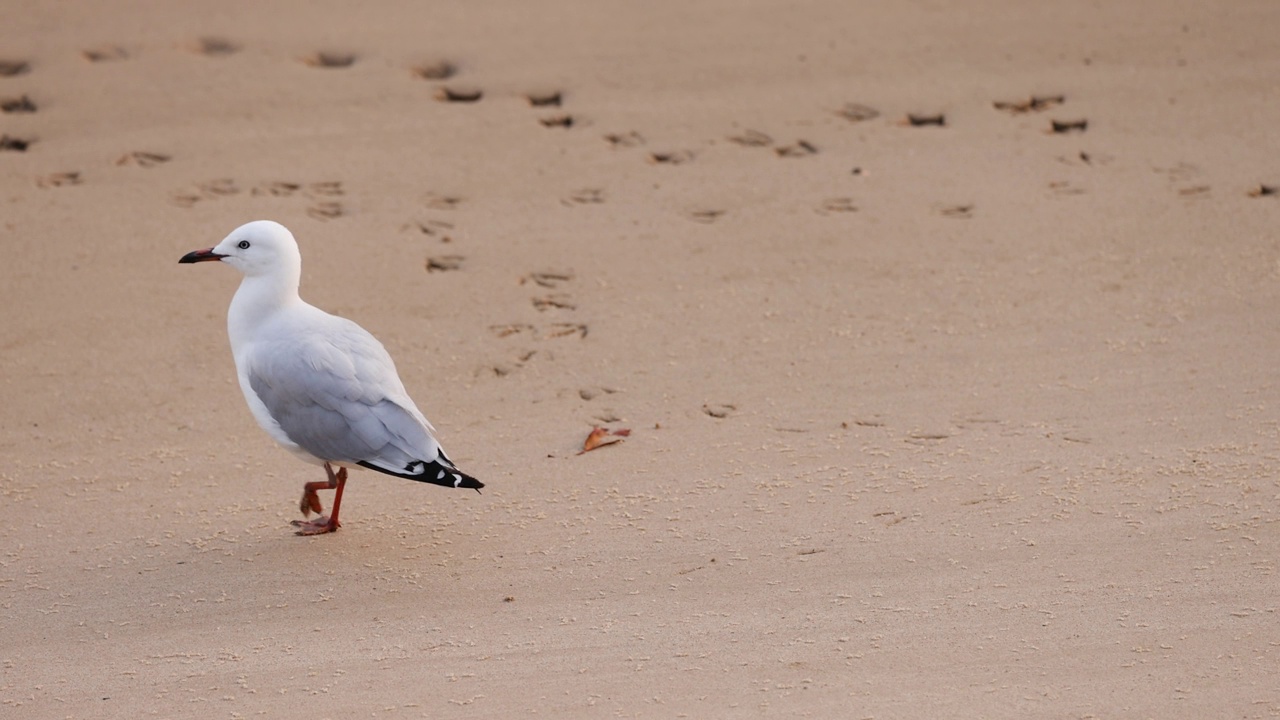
[247,316,444,476]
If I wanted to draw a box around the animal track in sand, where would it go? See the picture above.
[563,188,604,205]
[1,95,36,113]
[904,113,946,127]
[874,510,908,526]
[1153,161,1201,183]
[993,94,1064,114]
[486,363,515,378]
[703,403,736,419]
[906,430,951,445]
[0,59,30,77]
[547,323,588,339]
[172,179,343,210]
[539,114,574,128]
[489,267,586,378]
[426,255,465,272]
[116,151,171,168]
[775,140,818,158]
[306,202,344,221]
[304,181,344,197]
[401,219,455,241]
[302,51,356,68]
[246,180,343,197]
[252,181,302,196]
[1050,119,1088,134]
[422,192,463,210]
[490,323,535,339]
[604,131,645,148]
[1057,151,1111,167]
[1048,180,1086,196]
[817,197,857,214]
[936,204,974,218]
[1153,163,1212,199]
[481,348,542,381]
[171,178,238,206]
[484,350,538,378]
[1,135,33,152]
[81,46,129,62]
[687,209,724,224]
[532,294,576,311]
[727,129,773,147]
[199,178,239,196]
[435,86,482,103]
[490,322,586,341]
[526,90,562,107]
[413,60,457,80]
[649,150,695,165]
[522,270,574,289]
[836,103,880,123]
[36,172,81,188]
[191,37,239,56]
[577,386,617,401]
[1152,161,1208,197]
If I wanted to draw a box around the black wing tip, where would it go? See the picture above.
[454,470,484,494]
[458,473,485,493]
[357,459,485,493]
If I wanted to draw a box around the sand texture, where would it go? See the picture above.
[2,1,1279,717]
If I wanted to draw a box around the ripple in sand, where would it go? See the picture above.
[303,51,356,68]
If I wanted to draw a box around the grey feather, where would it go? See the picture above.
[246,315,442,472]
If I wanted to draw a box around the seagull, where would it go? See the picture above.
[180,220,483,535]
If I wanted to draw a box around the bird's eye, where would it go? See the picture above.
[237,240,250,250]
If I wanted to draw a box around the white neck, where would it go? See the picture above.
[227,266,303,351]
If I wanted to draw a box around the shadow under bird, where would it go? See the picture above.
[180,220,482,535]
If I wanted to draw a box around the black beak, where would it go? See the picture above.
[179,248,226,264]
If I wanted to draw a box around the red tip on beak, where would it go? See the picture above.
[179,248,226,264]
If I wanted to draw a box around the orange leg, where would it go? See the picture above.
[290,462,346,535]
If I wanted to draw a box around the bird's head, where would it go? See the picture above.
[179,220,300,279]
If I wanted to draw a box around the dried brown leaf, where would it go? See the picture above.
[579,426,630,454]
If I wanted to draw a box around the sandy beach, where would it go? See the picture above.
[2,1,1279,717]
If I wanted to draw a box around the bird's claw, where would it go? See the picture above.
[299,488,324,517]
[293,466,345,534]
[291,516,340,535]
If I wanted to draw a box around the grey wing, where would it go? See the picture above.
[247,326,442,473]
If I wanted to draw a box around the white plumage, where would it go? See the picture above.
[180,220,481,535]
